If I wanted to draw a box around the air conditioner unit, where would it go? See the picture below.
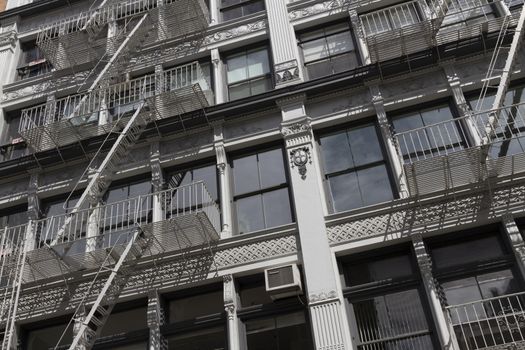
[264,264,302,300]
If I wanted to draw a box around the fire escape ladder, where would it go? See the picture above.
[50,101,151,247]
[429,0,456,29]
[66,228,153,350]
[479,4,525,161]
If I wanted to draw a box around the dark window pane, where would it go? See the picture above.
[478,269,519,299]
[26,322,73,349]
[222,6,242,21]
[356,165,393,206]
[346,254,414,286]
[100,306,147,337]
[245,0,265,15]
[168,290,224,323]
[112,343,147,350]
[249,76,271,96]
[193,165,219,201]
[233,154,260,195]
[258,149,286,189]
[431,235,505,269]
[328,172,361,212]
[306,60,334,80]
[221,0,240,6]
[320,132,353,174]
[229,81,251,101]
[262,188,292,228]
[331,52,358,74]
[236,195,264,233]
[347,125,383,167]
[240,277,273,307]
[168,327,226,350]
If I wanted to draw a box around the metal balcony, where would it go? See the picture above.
[24,181,220,282]
[36,0,209,71]
[362,0,507,63]
[18,61,213,152]
[394,102,525,195]
[447,292,525,349]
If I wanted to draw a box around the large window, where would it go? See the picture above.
[237,274,314,350]
[1,111,28,161]
[21,316,73,350]
[299,22,359,80]
[468,86,525,159]
[17,41,52,80]
[319,123,394,213]
[163,285,227,350]
[360,1,422,37]
[226,47,272,101]
[392,103,469,162]
[231,147,293,234]
[166,162,219,202]
[220,0,265,22]
[0,205,28,228]
[340,248,437,349]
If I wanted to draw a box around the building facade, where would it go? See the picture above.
[0,0,524,349]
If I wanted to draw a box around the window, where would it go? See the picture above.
[1,111,27,161]
[360,1,422,37]
[40,193,84,247]
[97,301,149,349]
[21,317,73,350]
[319,124,394,213]
[163,285,227,350]
[220,0,265,22]
[299,22,359,80]
[392,103,469,162]
[340,248,437,349]
[0,205,28,228]
[439,0,496,32]
[232,147,293,234]
[166,162,219,202]
[468,86,525,159]
[237,274,314,350]
[17,41,52,80]
[226,47,272,101]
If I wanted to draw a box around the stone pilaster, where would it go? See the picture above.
[502,215,525,280]
[27,172,40,221]
[0,20,20,140]
[264,0,303,86]
[72,307,88,350]
[369,85,409,198]
[442,65,482,146]
[209,0,219,25]
[279,94,350,350]
[212,49,226,104]
[349,9,370,65]
[147,290,168,350]
[214,121,232,238]
[150,142,164,223]
[224,274,241,350]
[412,233,459,350]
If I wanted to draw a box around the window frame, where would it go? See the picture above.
[220,0,265,22]
[229,143,295,234]
[316,120,397,213]
[224,44,273,102]
[17,41,52,81]
[297,20,361,80]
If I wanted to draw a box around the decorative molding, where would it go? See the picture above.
[289,0,347,21]
[280,116,312,148]
[309,299,346,350]
[224,304,236,321]
[0,30,17,51]
[289,147,312,180]
[275,59,300,85]
[308,290,338,304]
[223,274,235,305]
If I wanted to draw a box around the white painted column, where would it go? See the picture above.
[279,94,351,350]
[264,0,303,87]
[0,20,21,139]
[72,308,88,350]
[224,274,241,350]
[150,141,164,223]
[349,9,370,65]
[443,65,482,146]
[156,0,168,41]
[412,233,459,350]
[147,290,167,350]
[369,85,409,198]
[214,122,233,238]
[502,216,525,280]
[212,49,226,104]
[209,0,220,25]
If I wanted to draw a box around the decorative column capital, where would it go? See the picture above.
[0,30,17,53]
[280,116,312,147]
[275,59,300,86]
[308,290,338,305]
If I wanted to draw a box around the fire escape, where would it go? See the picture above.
[0,0,219,349]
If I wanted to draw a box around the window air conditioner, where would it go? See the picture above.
[264,264,302,300]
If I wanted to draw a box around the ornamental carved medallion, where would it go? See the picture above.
[290,147,312,180]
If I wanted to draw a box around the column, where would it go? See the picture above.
[278,94,351,350]
[264,0,303,87]
[224,274,241,350]
[147,290,168,350]
[214,122,233,238]
[369,85,409,198]
[26,172,39,251]
[212,49,226,104]
[209,0,220,25]
[0,20,20,138]
[412,233,459,350]
[349,9,370,65]
[443,65,482,146]
[150,141,164,223]
[72,307,88,350]
[502,215,525,279]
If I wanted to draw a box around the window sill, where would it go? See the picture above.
[3,70,53,96]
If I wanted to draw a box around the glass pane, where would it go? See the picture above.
[44,201,67,217]
[262,188,292,228]
[347,125,384,167]
[236,195,264,234]
[100,306,147,337]
[240,278,273,307]
[245,0,265,15]
[258,149,286,189]
[26,323,73,350]
[393,112,425,133]
[221,0,240,6]
[250,76,271,96]
[222,6,243,21]
[356,165,393,207]
[302,37,329,63]
[442,277,485,323]
[169,290,224,323]
[105,186,129,204]
[478,269,520,299]
[328,172,361,212]
[229,81,252,101]
[112,343,148,350]
[247,49,269,78]
[227,54,247,84]
[128,180,151,198]
[306,60,334,80]
[331,52,358,74]
[346,254,413,286]
[431,235,505,269]
[320,132,353,174]
[233,154,260,195]
[193,165,218,201]
[168,327,226,350]
[326,31,354,56]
